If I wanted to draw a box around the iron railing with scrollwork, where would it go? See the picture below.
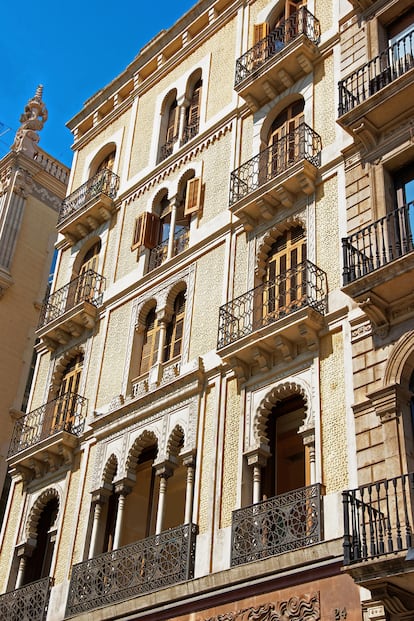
[217,260,327,349]
[58,168,120,225]
[343,473,414,565]
[342,202,414,285]
[229,124,322,206]
[148,229,190,271]
[0,577,53,621]
[338,27,414,115]
[181,120,200,145]
[37,270,105,329]
[8,392,87,458]
[65,523,198,616]
[235,7,321,85]
[160,135,179,161]
[231,484,324,566]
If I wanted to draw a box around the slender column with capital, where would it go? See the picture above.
[167,200,178,260]
[183,455,196,524]
[155,475,168,535]
[253,464,262,504]
[89,501,103,559]
[113,484,131,550]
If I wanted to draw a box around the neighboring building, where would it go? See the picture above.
[0,87,69,520]
[0,1,413,621]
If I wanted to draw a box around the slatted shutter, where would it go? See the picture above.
[132,212,160,250]
[184,177,202,216]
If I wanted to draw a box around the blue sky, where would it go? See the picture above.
[1,1,196,168]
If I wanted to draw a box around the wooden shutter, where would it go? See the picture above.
[131,212,160,250]
[166,103,179,143]
[184,177,202,216]
[253,23,269,44]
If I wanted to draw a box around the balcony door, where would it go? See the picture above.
[267,100,304,178]
[394,163,414,253]
[52,354,83,433]
[22,497,58,585]
[262,394,309,500]
[264,225,306,321]
[73,241,101,306]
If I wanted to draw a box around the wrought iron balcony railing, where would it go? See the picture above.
[231,483,324,566]
[235,7,320,85]
[37,270,105,329]
[217,260,327,349]
[181,120,200,145]
[8,392,87,458]
[229,124,322,206]
[160,135,178,161]
[338,28,414,115]
[148,229,189,272]
[342,202,414,285]
[66,523,198,616]
[58,168,120,225]
[0,577,53,621]
[343,472,414,565]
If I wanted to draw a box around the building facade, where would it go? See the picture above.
[0,1,413,620]
[0,87,69,520]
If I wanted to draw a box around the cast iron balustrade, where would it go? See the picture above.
[342,202,414,285]
[231,484,324,566]
[58,168,120,225]
[217,260,327,349]
[181,120,199,145]
[338,28,414,116]
[343,473,414,565]
[0,577,53,621]
[229,124,321,206]
[37,270,105,329]
[8,392,87,458]
[148,229,189,272]
[160,136,178,161]
[235,8,320,85]
[65,523,198,616]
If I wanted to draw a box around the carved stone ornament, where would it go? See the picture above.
[11,85,48,158]
[203,592,320,621]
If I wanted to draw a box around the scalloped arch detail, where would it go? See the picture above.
[26,488,60,540]
[102,453,118,486]
[166,425,185,458]
[125,429,159,476]
[254,380,311,446]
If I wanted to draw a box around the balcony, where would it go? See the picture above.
[37,270,105,350]
[58,169,120,245]
[65,523,198,617]
[0,577,53,621]
[338,29,414,149]
[343,473,414,611]
[181,120,199,146]
[235,8,320,112]
[229,124,321,231]
[342,202,414,332]
[148,228,189,271]
[231,484,324,566]
[160,135,178,162]
[7,392,87,480]
[217,261,327,377]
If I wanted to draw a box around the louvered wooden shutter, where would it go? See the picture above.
[184,177,202,216]
[253,23,269,44]
[131,212,160,250]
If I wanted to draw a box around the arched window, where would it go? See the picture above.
[264,225,306,319]
[22,497,59,585]
[73,240,101,304]
[160,98,179,161]
[97,149,115,173]
[183,79,202,144]
[262,394,309,500]
[139,307,160,376]
[164,290,186,362]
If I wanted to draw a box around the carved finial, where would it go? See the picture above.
[11,85,48,157]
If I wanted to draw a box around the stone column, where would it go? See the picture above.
[113,482,132,550]
[183,454,196,524]
[167,198,179,260]
[368,384,406,477]
[88,489,110,558]
[155,463,174,535]
[14,542,34,589]
[177,96,189,144]
[245,446,270,504]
